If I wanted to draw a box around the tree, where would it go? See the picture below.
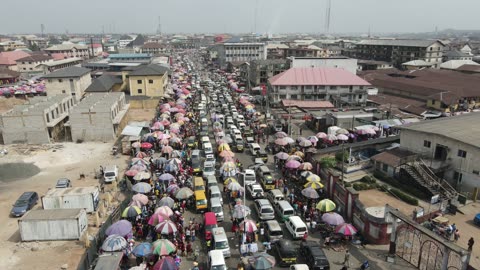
[335,150,350,163]
[320,156,337,169]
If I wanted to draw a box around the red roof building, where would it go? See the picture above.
[268,67,371,107]
[0,50,31,70]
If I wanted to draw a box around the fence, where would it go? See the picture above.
[77,191,132,270]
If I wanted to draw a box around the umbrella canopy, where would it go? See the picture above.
[223,177,238,185]
[217,143,231,152]
[304,181,324,189]
[252,254,276,270]
[148,213,167,226]
[275,152,290,160]
[299,140,312,148]
[155,206,174,217]
[306,174,321,182]
[133,171,151,181]
[284,137,295,144]
[155,220,178,234]
[106,220,132,237]
[132,242,153,257]
[152,239,177,256]
[316,199,336,212]
[336,128,349,135]
[122,205,142,218]
[275,131,288,138]
[125,169,139,177]
[158,196,175,208]
[162,146,174,154]
[307,136,319,143]
[220,162,236,171]
[285,160,301,169]
[298,162,313,171]
[232,205,251,219]
[102,234,127,252]
[228,181,244,192]
[159,173,175,182]
[322,212,345,226]
[141,142,153,149]
[301,187,320,199]
[166,184,179,194]
[301,170,314,178]
[175,187,194,200]
[337,134,349,141]
[335,223,358,236]
[316,132,327,139]
[219,150,235,158]
[132,182,152,194]
[239,219,258,232]
[287,155,302,162]
[153,257,177,270]
[132,194,149,205]
[274,138,288,146]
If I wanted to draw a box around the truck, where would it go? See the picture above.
[18,208,88,241]
[42,186,100,213]
[103,165,119,183]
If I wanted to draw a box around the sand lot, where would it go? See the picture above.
[0,142,129,270]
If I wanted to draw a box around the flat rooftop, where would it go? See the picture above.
[44,186,99,197]
[4,94,71,116]
[359,189,428,217]
[71,92,124,113]
[20,208,84,221]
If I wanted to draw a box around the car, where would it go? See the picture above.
[266,189,285,205]
[247,184,264,199]
[254,199,275,220]
[186,136,197,149]
[256,149,268,163]
[300,241,330,270]
[11,192,39,217]
[249,143,261,156]
[202,161,216,178]
[55,178,72,188]
[274,239,298,266]
[205,154,216,164]
[274,123,283,132]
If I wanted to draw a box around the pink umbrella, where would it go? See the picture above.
[148,213,167,226]
[298,162,313,170]
[322,212,345,226]
[132,194,149,205]
[141,142,153,149]
[157,133,171,140]
[155,206,174,217]
[275,138,288,146]
[285,160,301,169]
[162,146,173,154]
[316,132,327,139]
[335,223,357,236]
[125,169,139,177]
[337,134,349,141]
[155,220,178,234]
[326,134,337,141]
[136,151,148,158]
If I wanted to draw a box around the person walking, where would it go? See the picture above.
[454,229,460,242]
[468,237,474,251]
[343,249,350,267]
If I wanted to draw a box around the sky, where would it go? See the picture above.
[2,0,480,34]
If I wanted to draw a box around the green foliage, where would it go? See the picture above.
[320,156,337,169]
[373,171,431,200]
[379,184,389,192]
[335,150,349,162]
[352,182,379,191]
[361,175,376,184]
[390,188,419,206]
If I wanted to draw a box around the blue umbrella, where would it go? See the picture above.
[102,234,127,252]
[106,220,132,237]
[164,163,178,172]
[132,242,153,257]
[158,196,175,208]
[132,182,152,194]
[159,173,175,182]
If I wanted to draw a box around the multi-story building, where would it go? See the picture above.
[15,54,53,75]
[350,39,445,68]
[442,50,473,62]
[128,64,170,97]
[248,59,289,86]
[36,57,83,74]
[216,43,266,68]
[0,40,27,51]
[0,50,31,71]
[140,43,166,54]
[268,67,370,106]
[44,44,90,59]
[289,57,358,75]
[109,54,151,63]
[42,66,92,102]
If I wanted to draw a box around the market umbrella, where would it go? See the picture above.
[337,134,349,141]
[122,205,142,218]
[158,196,175,208]
[132,182,152,194]
[220,162,236,172]
[307,136,319,143]
[218,143,231,152]
[219,150,235,158]
[175,187,194,200]
[285,160,301,169]
[301,187,320,199]
[130,164,147,172]
[148,213,168,226]
[132,142,141,148]
[131,158,150,166]
[299,140,312,148]
[125,169,139,177]
[316,199,336,212]
[336,128,349,135]
[274,138,288,146]
[141,142,153,149]
[293,151,305,158]
[106,220,132,237]
[132,242,153,257]
[252,253,276,270]
[155,220,178,234]
[298,162,313,171]
[335,223,358,236]
[133,171,151,181]
[162,146,174,154]
[301,171,314,178]
[316,132,327,139]
[152,239,177,256]
[306,174,321,182]
[239,219,258,232]
[153,256,177,270]
[284,137,295,144]
[164,163,178,173]
[223,177,238,185]
[166,184,179,194]
[102,234,128,252]
[287,155,302,161]
[159,173,175,182]
[304,181,324,189]
[275,131,288,138]
[322,212,345,226]
[275,152,289,160]
[155,206,174,217]
[132,194,149,205]
[136,151,148,158]
[228,181,244,192]
[232,205,251,219]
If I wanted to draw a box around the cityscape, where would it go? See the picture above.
[0,1,480,270]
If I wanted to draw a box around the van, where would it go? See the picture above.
[194,177,205,191]
[201,136,210,145]
[266,189,285,205]
[206,175,218,189]
[254,199,275,220]
[203,142,213,156]
[10,191,39,217]
[191,150,203,174]
[103,165,119,183]
[209,185,223,204]
[194,190,208,213]
[233,135,244,152]
[212,227,231,257]
[249,143,261,156]
[275,201,295,222]
[265,220,283,243]
[285,216,308,239]
[204,212,218,235]
[208,250,226,270]
[209,197,224,221]
[239,169,256,186]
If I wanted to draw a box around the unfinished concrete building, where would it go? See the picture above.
[0,95,74,144]
[69,92,129,142]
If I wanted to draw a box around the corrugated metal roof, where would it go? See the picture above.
[44,186,99,197]
[269,67,370,86]
[357,39,442,47]
[41,66,90,78]
[20,209,84,220]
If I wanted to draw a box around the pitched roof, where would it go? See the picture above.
[16,54,52,62]
[0,51,31,65]
[85,74,123,92]
[444,50,471,58]
[268,67,370,86]
[371,148,416,167]
[399,112,480,149]
[357,39,443,48]
[402,60,432,66]
[440,60,479,70]
[0,68,20,79]
[41,66,91,78]
[142,42,164,49]
[368,94,427,116]
[456,64,480,73]
[129,64,170,76]
[45,44,88,51]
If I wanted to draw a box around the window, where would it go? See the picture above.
[279,86,286,90]
[453,171,463,182]
[149,79,154,84]
[358,94,363,100]
[23,68,26,70]
[29,68,33,70]
[137,89,143,94]
[69,79,73,82]
[58,79,63,83]
[290,86,298,90]
[46,113,49,122]
[382,164,388,172]
[137,80,142,84]
[330,86,337,90]
[457,149,467,158]
[473,170,480,175]
[290,94,298,99]
[423,140,431,148]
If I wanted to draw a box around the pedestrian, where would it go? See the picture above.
[468,237,474,251]
[260,225,265,241]
[191,228,196,242]
[343,249,350,267]
[302,231,308,241]
[454,229,460,242]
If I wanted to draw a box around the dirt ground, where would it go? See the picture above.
[127,108,156,122]
[358,189,429,216]
[0,97,28,114]
[0,142,130,270]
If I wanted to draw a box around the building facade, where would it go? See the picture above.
[44,44,90,59]
[140,43,166,54]
[128,64,169,97]
[248,59,289,86]
[42,66,92,101]
[15,54,53,75]
[217,43,266,67]
[289,57,358,74]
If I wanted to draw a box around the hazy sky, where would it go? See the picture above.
[2,0,480,34]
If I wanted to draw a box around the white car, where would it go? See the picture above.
[247,184,264,199]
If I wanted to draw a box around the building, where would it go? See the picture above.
[248,59,289,86]
[36,57,83,74]
[42,66,92,101]
[0,50,31,71]
[442,50,473,62]
[0,68,20,85]
[0,40,27,51]
[440,60,479,70]
[0,95,74,144]
[216,43,266,68]
[268,67,371,106]
[371,148,417,177]
[69,92,129,142]
[401,60,433,70]
[109,54,151,63]
[44,44,90,59]
[128,64,170,97]
[266,43,289,59]
[289,57,358,75]
[85,74,123,93]
[351,39,445,68]
[140,42,166,54]
[15,54,53,75]
[398,113,480,195]
[357,60,393,71]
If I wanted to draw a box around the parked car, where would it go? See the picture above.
[300,241,330,270]
[247,184,264,199]
[11,192,39,217]
[55,178,72,188]
[474,213,480,226]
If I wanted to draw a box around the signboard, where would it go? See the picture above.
[431,194,440,204]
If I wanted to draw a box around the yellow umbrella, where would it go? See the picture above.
[224,177,238,185]
[245,105,254,109]
[306,174,321,182]
[218,143,231,152]
[219,150,235,158]
[304,181,324,189]
[316,199,336,212]
[294,151,305,158]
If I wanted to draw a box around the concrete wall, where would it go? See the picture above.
[129,74,166,97]
[45,74,92,102]
[1,114,50,144]
[70,110,115,142]
[129,99,159,109]
[17,59,53,73]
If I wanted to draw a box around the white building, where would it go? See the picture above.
[15,54,53,75]
[42,66,92,102]
[218,42,266,67]
[289,57,358,74]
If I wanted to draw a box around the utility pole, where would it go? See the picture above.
[341,142,345,186]
[325,0,332,34]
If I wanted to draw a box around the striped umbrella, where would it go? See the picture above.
[132,182,152,194]
[122,205,142,218]
[304,181,324,189]
[132,242,153,257]
[105,220,132,237]
[301,187,320,199]
[322,212,345,226]
[102,234,127,252]
[158,197,175,208]
[228,181,244,192]
[316,199,336,212]
[335,223,358,236]
[275,152,289,160]
[175,187,194,200]
[132,194,149,205]
[153,256,177,270]
[306,174,321,182]
[148,213,168,226]
[155,206,174,217]
[239,219,258,232]
[155,220,178,234]
[152,239,176,256]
